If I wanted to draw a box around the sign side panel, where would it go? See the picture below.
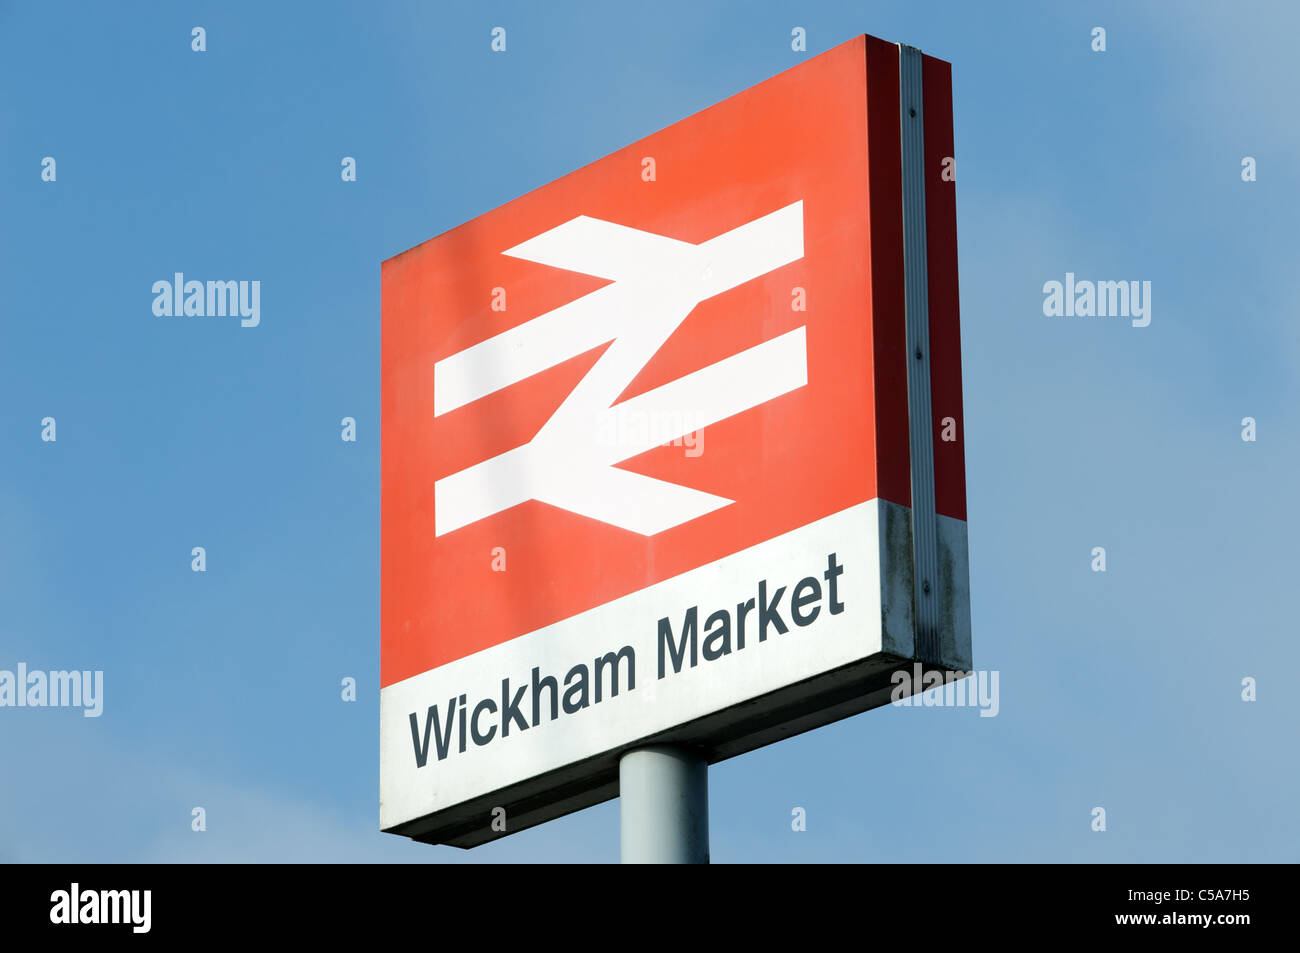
[920,54,972,669]
[922,54,967,524]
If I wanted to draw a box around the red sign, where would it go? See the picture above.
[381,34,968,846]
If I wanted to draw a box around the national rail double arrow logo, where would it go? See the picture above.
[433,201,807,537]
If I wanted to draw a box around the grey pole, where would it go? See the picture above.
[619,745,709,863]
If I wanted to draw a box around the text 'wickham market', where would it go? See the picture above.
[409,553,846,766]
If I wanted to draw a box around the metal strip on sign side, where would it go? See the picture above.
[898,44,940,663]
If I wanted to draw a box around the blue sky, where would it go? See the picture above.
[1,0,1296,862]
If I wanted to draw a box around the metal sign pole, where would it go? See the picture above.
[619,745,709,863]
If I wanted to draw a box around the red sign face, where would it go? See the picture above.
[382,35,964,691]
